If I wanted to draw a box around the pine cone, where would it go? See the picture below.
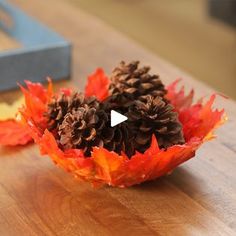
[45,93,99,131]
[46,94,70,131]
[109,61,167,107]
[58,97,134,157]
[58,104,106,156]
[127,95,185,153]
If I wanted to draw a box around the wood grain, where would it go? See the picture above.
[0,0,235,235]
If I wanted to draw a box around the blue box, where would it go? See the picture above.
[0,0,71,91]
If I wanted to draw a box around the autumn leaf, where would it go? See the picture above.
[85,68,110,101]
[0,120,32,146]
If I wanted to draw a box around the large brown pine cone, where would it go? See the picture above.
[109,61,167,107]
[45,93,99,131]
[57,97,134,157]
[127,95,185,153]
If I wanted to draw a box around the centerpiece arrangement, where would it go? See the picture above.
[0,61,226,187]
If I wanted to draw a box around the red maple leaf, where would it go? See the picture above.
[0,120,32,146]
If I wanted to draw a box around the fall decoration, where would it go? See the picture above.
[48,92,134,157]
[58,94,104,156]
[0,97,33,146]
[127,95,185,153]
[85,68,110,101]
[59,107,133,157]
[0,61,226,188]
[46,92,98,131]
[46,93,70,131]
[0,120,32,146]
[109,61,166,107]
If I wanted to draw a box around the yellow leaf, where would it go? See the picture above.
[0,97,24,120]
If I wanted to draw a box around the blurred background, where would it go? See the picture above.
[0,0,236,99]
[71,0,236,99]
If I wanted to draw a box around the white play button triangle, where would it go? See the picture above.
[111,110,128,127]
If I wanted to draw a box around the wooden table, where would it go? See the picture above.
[0,0,236,235]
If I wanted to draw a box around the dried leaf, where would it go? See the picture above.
[19,80,53,126]
[0,120,32,146]
[92,147,126,183]
[166,80,225,142]
[166,79,194,111]
[85,68,110,101]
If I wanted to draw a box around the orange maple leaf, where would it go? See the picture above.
[85,68,110,101]
[0,80,53,147]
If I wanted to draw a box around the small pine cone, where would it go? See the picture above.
[109,61,167,106]
[45,92,99,131]
[46,94,70,131]
[58,105,108,156]
[127,95,185,153]
[101,122,135,158]
[58,97,134,157]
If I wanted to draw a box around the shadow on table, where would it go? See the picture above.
[132,166,201,193]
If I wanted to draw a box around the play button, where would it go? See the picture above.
[110,110,128,127]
